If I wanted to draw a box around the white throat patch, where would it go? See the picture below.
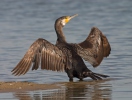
[61,20,66,26]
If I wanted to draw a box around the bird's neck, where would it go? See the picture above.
[55,22,66,43]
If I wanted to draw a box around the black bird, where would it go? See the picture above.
[12,14,111,81]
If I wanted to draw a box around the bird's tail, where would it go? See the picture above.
[83,71,109,80]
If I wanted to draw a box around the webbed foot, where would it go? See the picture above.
[83,71,109,80]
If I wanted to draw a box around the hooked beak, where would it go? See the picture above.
[63,14,78,25]
[69,14,78,20]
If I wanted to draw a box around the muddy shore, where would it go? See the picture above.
[0,81,60,93]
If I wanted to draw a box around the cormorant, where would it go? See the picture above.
[12,14,111,81]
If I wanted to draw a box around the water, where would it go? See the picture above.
[0,0,132,99]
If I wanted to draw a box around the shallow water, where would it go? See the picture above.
[0,0,132,99]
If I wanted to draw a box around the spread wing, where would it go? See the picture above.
[12,38,66,76]
[74,27,111,67]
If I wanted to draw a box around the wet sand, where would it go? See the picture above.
[0,79,112,99]
[0,81,60,93]
[0,79,111,93]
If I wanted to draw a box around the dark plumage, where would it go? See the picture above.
[12,14,111,81]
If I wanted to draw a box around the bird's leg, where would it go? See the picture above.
[79,77,83,81]
[78,73,83,81]
[69,78,73,82]
[66,69,73,82]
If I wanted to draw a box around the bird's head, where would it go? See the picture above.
[55,14,78,27]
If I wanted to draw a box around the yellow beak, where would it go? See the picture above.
[69,14,78,20]
[65,14,78,23]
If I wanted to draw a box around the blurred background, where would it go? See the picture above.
[0,0,132,99]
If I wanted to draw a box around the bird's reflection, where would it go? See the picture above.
[13,79,112,100]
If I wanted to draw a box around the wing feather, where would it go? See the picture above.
[74,27,111,67]
[54,56,57,71]
[32,52,40,70]
[56,56,60,71]
[12,38,66,76]
[23,59,32,75]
